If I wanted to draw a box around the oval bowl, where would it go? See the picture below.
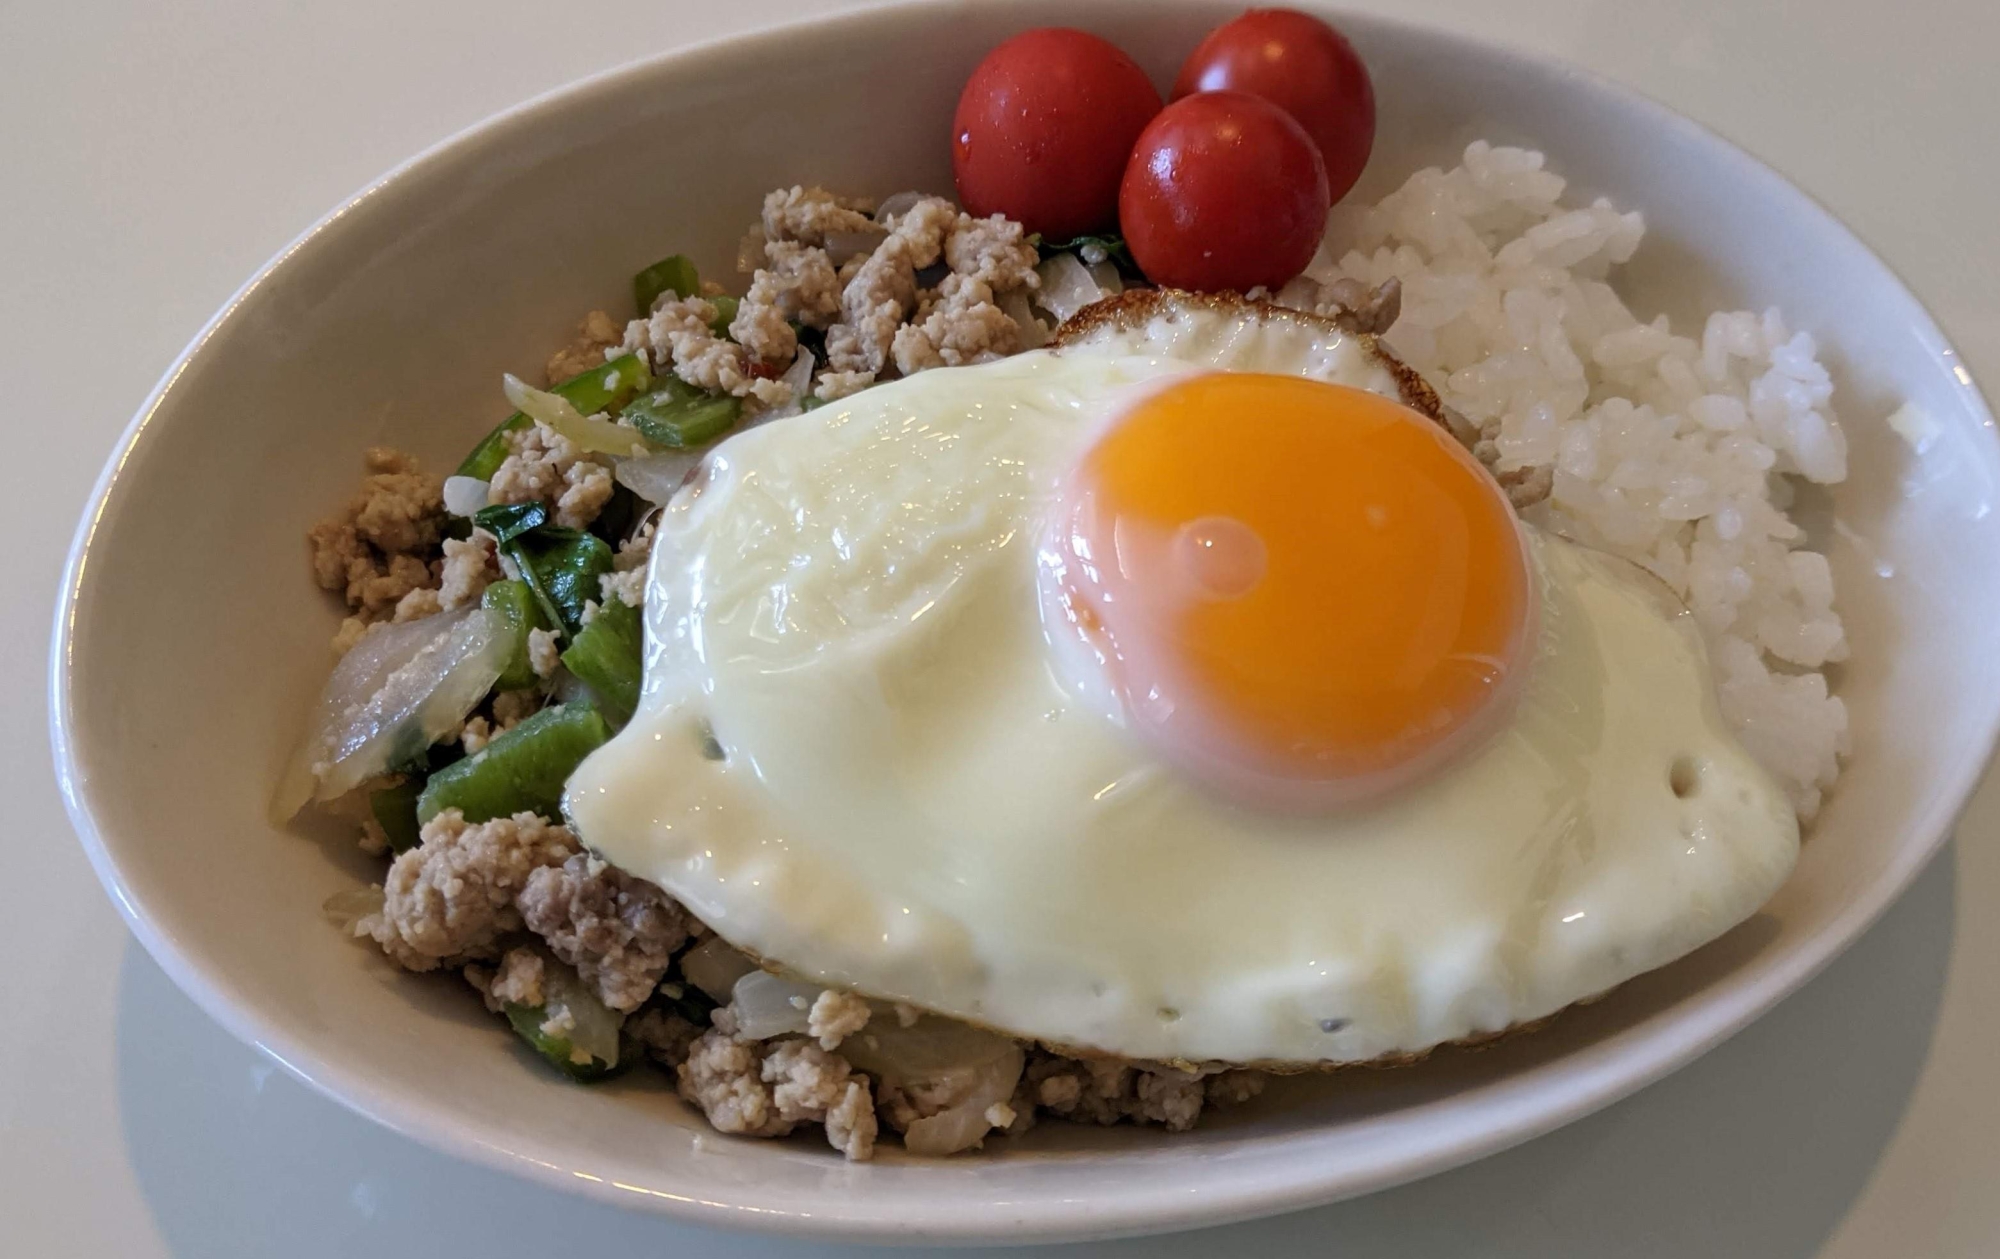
[50,0,2000,1244]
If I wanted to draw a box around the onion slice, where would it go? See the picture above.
[1034,253,1110,324]
[730,970,821,1039]
[614,450,704,506]
[274,606,510,819]
[503,374,650,458]
[442,475,491,518]
[679,936,758,1002]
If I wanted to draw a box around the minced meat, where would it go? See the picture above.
[307,448,446,618]
[360,809,578,971]
[516,853,694,1012]
[487,422,615,530]
[678,1029,878,1161]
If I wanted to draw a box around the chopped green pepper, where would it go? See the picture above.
[708,294,740,338]
[369,778,425,853]
[622,386,741,449]
[480,579,548,691]
[415,702,611,825]
[633,254,700,316]
[504,1003,623,1081]
[456,354,650,481]
[561,599,643,728]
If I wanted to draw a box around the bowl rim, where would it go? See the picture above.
[48,0,2000,1243]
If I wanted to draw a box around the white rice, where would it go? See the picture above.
[1286,141,1850,818]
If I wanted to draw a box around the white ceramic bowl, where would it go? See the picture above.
[50,0,2000,1244]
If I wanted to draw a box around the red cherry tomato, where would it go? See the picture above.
[1172,8,1375,203]
[952,28,1163,240]
[1119,91,1330,293]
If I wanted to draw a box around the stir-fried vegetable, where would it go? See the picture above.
[503,947,627,1081]
[474,502,615,639]
[1035,231,1141,277]
[369,778,426,853]
[502,374,652,460]
[623,380,741,449]
[479,579,548,691]
[273,607,511,820]
[415,702,611,824]
[678,935,758,1003]
[457,354,651,480]
[633,254,700,316]
[842,1014,1026,1155]
[560,598,643,728]
[707,294,740,337]
[730,970,823,1040]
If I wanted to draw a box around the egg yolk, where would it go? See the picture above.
[1047,372,1534,804]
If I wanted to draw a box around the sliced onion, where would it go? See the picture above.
[748,347,816,425]
[615,450,704,506]
[737,227,767,275]
[276,606,510,818]
[679,935,758,1002]
[1085,260,1125,298]
[538,949,625,1068]
[730,970,821,1039]
[842,1014,1025,1155]
[824,229,885,266]
[874,191,927,223]
[322,885,385,931]
[998,289,1050,350]
[1034,253,1109,325]
[442,475,490,518]
[503,373,649,458]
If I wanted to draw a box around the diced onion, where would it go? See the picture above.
[824,229,885,266]
[538,950,625,1068]
[679,936,758,1002]
[998,289,1049,350]
[749,347,817,425]
[614,451,704,506]
[874,191,928,223]
[737,227,767,275]
[321,885,385,932]
[442,475,490,518]
[1034,253,1111,325]
[1085,260,1125,298]
[503,373,650,458]
[730,970,821,1039]
[841,1013,1026,1154]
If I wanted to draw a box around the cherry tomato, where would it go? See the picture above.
[1172,8,1375,204]
[952,28,1163,240]
[1119,90,1330,293]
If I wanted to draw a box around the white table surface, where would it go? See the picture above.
[7,0,1997,1253]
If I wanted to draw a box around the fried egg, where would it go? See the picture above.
[565,299,1798,1066]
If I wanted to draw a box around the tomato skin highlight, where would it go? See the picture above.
[1119,90,1331,293]
[1172,8,1376,204]
[951,27,1164,240]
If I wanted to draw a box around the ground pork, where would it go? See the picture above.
[891,274,1020,374]
[359,809,579,972]
[437,532,498,609]
[813,369,876,401]
[491,688,541,726]
[392,586,444,622]
[823,197,955,377]
[805,989,871,1051]
[544,309,625,384]
[516,853,693,1012]
[628,1006,704,1069]
[472,946,547,1012]
[487,422,616,530]
[526,627,561,679]
[599,567,645,608]
[761,185,878,247]
[943,212,1040,291]
[1021,1053,1234,1133]
[307,448,446,617]
[678,1029,877,1160]
[623,296,793,407]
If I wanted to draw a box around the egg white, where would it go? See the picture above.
[565,340,1798,1065]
